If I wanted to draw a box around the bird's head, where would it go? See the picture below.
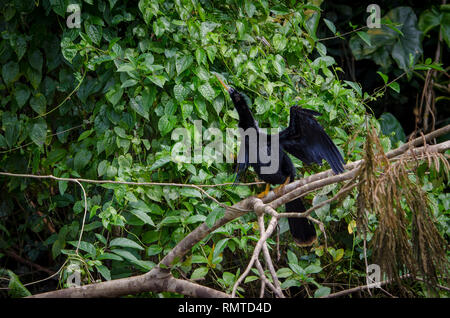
[214,73,257,129]
[214,74,242,104]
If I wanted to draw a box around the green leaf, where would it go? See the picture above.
[418,8,441,35]
[159,215,181,226]
[388,81,400,93]
[194,96,208,119]
[287,249,298,265]
[312,194,330,220]
[57,177,67,195]
[74,149,92,171]
[130,95,149,120]
[158,114,177,136]
[205,207,224,228]
[0,135,7,148]
[114,127,127,138]
[121,79,138,88]
[191,267,209,280]
[3,114,20,148]
[176,54,193,75]
[314,286,331,298]
[181,101,193,120]
[316,42,327,56]
[11,35,27,61]
[110,237,144,250]
[86,24,103,45]
[255,96,270,115]
[244,276,259,283]
[148,75,167,88]
[276,268,293,278]
[330,248,344,262]
[105,85,123,106]
[244,0,256,18]
[28,49,43,72]
[343,80,362,97]
[305,264,322,274]
[95,265,111,281]
[147,245,163,256]
[350,7,423,72]
[323,18,336,34]
[97,252,124,261]
[236,21,245,40]
[377,71,388,84]
[61,37,78,63]
[179,187,202,198]
[130,209,155,226]
[212,238,229,260]
[379,112,406,145]
[174,83,189,102]
[50,0,69,17]
[185,215,206,224]
[281,279,301,289]
[30,94,47,115]
[270,4,289,15]
[198,82,215,102]
[78,129,93,142]
[212,96,224,115]
[15,83,31,108]
[206,46,217,63]
[111,249,139,262]
[68,241,96,256]
[304,12,320,40]
[356,31,371,46]
[2,61,19,86]
[26,67,42,90]
[272,54,285,77]
[441,12,450,47]
[7,270,31,298]
[30,121,47,147]
[272,34,287,51]
[195,48,207,66]
[3,6,16,22]
[150,155,171,171]
[117,63,135,72]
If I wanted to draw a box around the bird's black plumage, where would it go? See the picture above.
[279,106,345,174]
[217,76,344,246]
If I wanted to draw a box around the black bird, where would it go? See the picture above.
[216,75,345,246]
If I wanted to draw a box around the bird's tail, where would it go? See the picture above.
[285,198,317,247]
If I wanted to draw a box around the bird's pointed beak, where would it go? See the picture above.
[214,73,230,92]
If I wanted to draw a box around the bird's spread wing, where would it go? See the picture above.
[279,106,345,174]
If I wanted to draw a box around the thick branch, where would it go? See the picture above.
[29,268,229,298]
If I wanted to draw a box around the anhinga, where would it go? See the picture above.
[215,74,345,246]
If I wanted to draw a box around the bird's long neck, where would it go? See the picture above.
[232,94,258,130]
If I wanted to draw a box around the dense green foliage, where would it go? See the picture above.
[0,0,448,297]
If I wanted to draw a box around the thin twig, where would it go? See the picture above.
[323,274,413,298]
[254,259,282,298]
[0,172,250,214]
[257,214,284,297]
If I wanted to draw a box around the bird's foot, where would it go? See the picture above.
[273,176,290,196]
[256,183,271,198]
